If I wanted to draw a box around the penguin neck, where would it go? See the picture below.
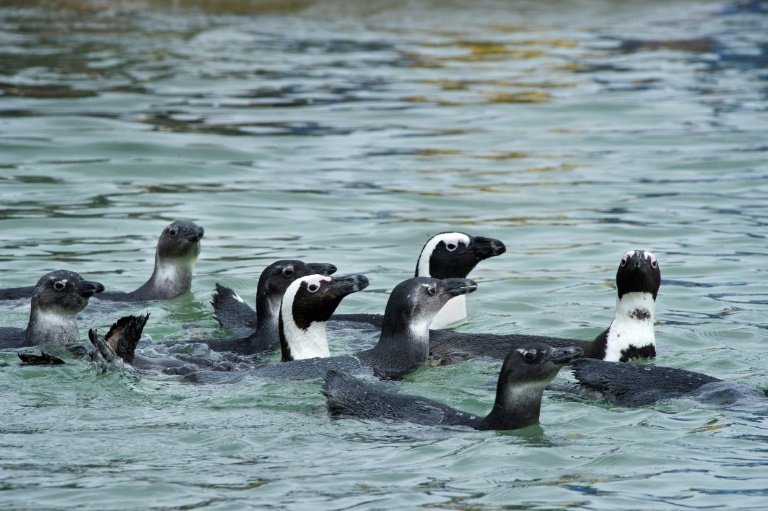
[478,380,548,431]
[279,313,330,362]
[143,256,194,299]
[429,295,467,329]
[26,307,80,346]
[362,311,431,377]
[244,293,281,353]
[603,291,656,362]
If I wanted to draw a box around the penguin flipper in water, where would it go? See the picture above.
[89,314,150,372]
[211,283,258,336]
[18,352,65,365]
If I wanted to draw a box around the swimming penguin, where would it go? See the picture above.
[565,358,768,407]
[96,220,204,302]
[185,277,478,383]
[322,342,583,430]
[0,221,203,303]
[210,260,337,338]
[211,232,505,335]
[423,249,661,364]
[201,260,338,355]
[0,270,104,350]
[278,273,370,362]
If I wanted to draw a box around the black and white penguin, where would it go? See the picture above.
[211,232,504,335]
[278,273,370,362]
[185,277,478,383]
[97,220,204,302]
[201,260,338,355]
[322,342,584,430]
[426,249,661,364]
[210,260,337,338]
[567,358,768,407]
[0,270,104,350]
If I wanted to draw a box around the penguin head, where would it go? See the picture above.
[32,269,104,315]
[617,250,661,300]
[415,232,506,279]
[156,220,205,262]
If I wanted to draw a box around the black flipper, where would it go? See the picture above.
[211,283,257,336]
[18,352,65,365]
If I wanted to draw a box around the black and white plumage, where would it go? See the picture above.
[333,232,505,329]
[322,343,583,430]
[185,277,478,384]
[279,273,370,362]
[211,260,338,338]
[568,358,768,407]
[202,260,338,355]
[97,220,204,302]
[425,249,662,364]
[0,270,104,350]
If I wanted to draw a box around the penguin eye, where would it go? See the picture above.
[307,283,320,293]
[523,350,537,361]
[53,280,66,291]
[283,267,295,277]
[427,285,437,296]
[645,252,658,268]
[445,243,457,252]
[168,228,178,237]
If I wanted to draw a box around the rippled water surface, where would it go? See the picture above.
[2,0,768,509]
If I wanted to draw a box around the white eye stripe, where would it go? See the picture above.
[644,251,657,264]
[417,232,471,277]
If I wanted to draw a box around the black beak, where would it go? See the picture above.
[472,236,506,259]
[331,274,370,295]
[185,226,205,242]
[77,280,105,298]
[306,263,337,276]
[442,278,478,297]
[548,346,584,365]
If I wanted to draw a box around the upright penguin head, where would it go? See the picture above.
[31,269,105,316]
[415,232,506,279]
[156,220,205,264]
[500,343,584,389]
[279,273,369,361]
[617,250,661,300]
[383,277,478,337]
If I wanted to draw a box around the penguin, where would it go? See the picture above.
[211,232,505,335]
[97,220,204,301]
[565,358,768,407]
[278,273,370,362]
[322,343,583,430]
[0,270,104,350]
[426,250,661,364]
[0,220,204,303]
[201,260,338,355]
[184,277,478,383]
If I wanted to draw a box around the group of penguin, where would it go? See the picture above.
[1,220,765,432]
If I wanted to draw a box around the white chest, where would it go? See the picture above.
[604,292,656,362]
[429,295,467,329]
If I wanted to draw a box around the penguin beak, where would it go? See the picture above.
[330,274,370,295]
[471,236,506,259]
[77,280,105,298]
[442,278,478,297]
[185,226,205,242]
[548,346,584,365]
[306,263,337,276]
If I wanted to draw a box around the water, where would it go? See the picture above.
[1,0,768,509]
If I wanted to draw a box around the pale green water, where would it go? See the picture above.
[1,0,768,509]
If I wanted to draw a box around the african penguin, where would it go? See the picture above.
[322,342,583,430]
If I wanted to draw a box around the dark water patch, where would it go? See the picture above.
[0,83,97,99]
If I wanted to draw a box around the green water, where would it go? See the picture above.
[2,0,768,509]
